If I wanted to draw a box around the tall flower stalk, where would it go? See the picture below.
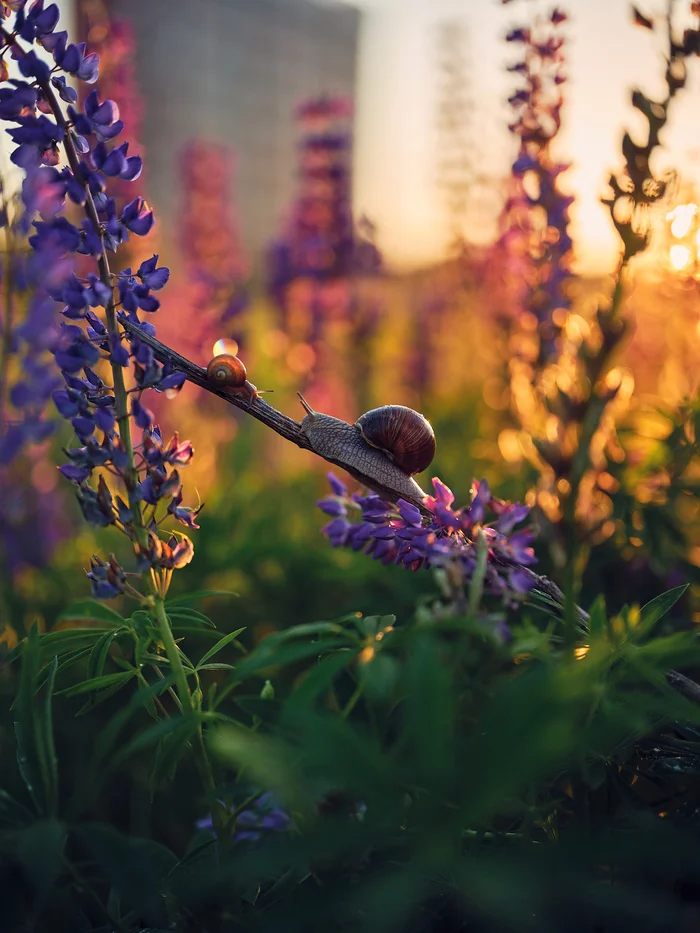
[501,6,573,368]
[267,96,382,412]
[0,0,218,811]
[524,1,694,632]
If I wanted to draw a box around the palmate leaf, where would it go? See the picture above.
[13,628,59,817]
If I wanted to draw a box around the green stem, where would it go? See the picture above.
[152,596,219,816]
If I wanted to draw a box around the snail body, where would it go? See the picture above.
[298,395,433,503]
[206,354,259,404]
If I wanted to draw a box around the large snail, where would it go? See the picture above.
[298,395,435,502]
[206,354,262,406]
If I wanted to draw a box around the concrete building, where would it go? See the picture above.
[81,0,360,267]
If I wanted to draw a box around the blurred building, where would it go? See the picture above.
[78,0,360,269]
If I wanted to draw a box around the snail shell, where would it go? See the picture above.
[356,405,435,476]
[298,394,428,503]
[206,354,247,388]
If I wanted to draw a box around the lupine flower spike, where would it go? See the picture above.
[318,472,537,608]
[0,1,198,599]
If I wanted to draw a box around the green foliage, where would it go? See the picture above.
[3,583,700,931]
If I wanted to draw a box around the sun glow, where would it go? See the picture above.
[667,203,698,239]
[212,338,239,357]
[670,244,692,270]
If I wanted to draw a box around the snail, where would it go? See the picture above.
[298,395,434,502]
[206,354,269,406]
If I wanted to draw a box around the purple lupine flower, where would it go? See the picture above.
[196,792,292,844]
[318,473,537,608]
[266,97,384,408]
[498,6,573,364]
[0,3,198,599]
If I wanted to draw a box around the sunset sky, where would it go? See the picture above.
[348,0,700,273]
[8,0,700,274]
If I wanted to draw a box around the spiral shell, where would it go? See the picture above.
[206,354,247,388]
[356,405,435,476]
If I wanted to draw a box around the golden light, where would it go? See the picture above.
[666,202,698,238]
[670,244,692,270]
[212,337,239,357]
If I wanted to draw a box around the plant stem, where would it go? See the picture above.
[152,596,219,814]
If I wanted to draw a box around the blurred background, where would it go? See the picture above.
[3,0,700,644]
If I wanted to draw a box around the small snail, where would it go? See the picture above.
[206,354,266,406]
[298,395,434,502]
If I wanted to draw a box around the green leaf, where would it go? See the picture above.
[56,599,125,627]
[165,608,216,628]
[587,595,607,639]
[197,662,236,671]
[166,589,236,606]
[267,620,350,641]
[634,584,689,640]
[148,718,205,793]
[215,638,349,707]
[74,677,138,716]
[5,627,112,666]
[14,629,59,816]
[57,670,135,697]
[286,650,357,710]
[93,676,175,770]
[208,725,309,814]
[86,629,121,681]
[196,627,245,668]
[41,656,59,817]
[111,714,199,770]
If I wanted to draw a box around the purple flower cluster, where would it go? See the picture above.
[267,96,354,300]
[178,139,249,334]
[0,167,71,463]
[500,7,573,364]
[196,792,292,844]
[0,1,197,599]
[318,473,537,605]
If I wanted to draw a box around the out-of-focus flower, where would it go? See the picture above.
[196,792,292,844]
[498,6,573,365]
[267,96,384,413]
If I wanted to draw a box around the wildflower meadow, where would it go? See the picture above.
[3,0,700,930]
